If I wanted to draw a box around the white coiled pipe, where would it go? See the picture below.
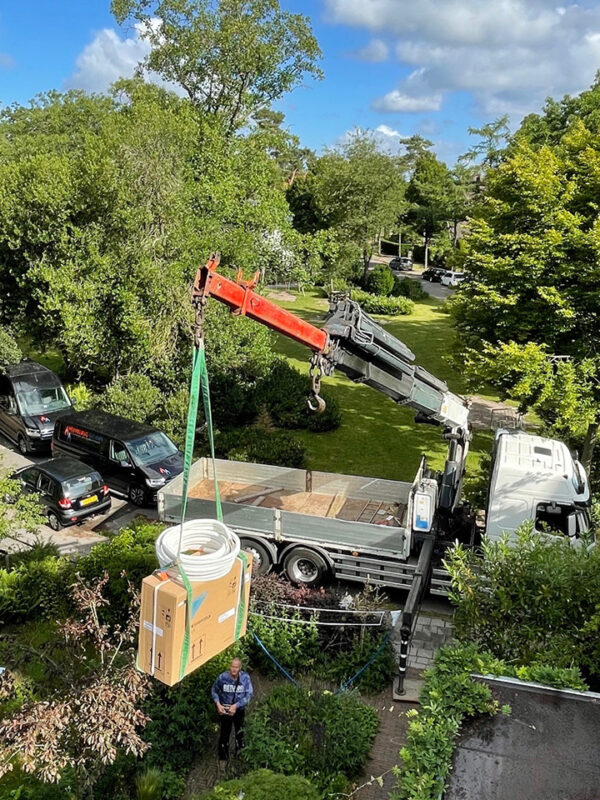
[156,519,241,582]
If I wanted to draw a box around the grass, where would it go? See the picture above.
[268,288,494,483]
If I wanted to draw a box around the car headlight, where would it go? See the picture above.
[25,428,41,437]
[146,477,166,488]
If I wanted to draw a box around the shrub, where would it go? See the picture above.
[194,770,320,800]
[253,360,341,432]
[351,289,413,316]
[445,524,600,683]
[392,277,428,301]
[365,264,395,296]
[78,520,162,624]
[216,427,306,468]
[0,554,73,624]
[65,381,98,410]
[100,373,163,423]
[243,686,379,792]
[0,325,21,371]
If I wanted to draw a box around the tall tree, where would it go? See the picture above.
[405,152,455,268]
[111,0,322,134]
[452,97,600,469]
[312,131,405,277]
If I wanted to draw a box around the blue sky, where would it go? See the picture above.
[2,1,600,164]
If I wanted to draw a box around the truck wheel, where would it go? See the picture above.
[47,511,62,531]
[283,547,330,587]
[128,484,147,507]
[17,435,28,455]
[240,539,273,576]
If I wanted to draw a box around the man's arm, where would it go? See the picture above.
[235,673,254,709]
[211,674,225,713]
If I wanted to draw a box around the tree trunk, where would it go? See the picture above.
[398,230,402,257]
[424,241,429,269]
[581,419,600,473]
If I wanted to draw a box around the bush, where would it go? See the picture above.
[445,524,600,684]
[365,264,394,296]
[78,520,162,624]
[65,381,98,410]
[351,289,414,315]
[100,373,163,423]
[253,360,341,432]
[0,554,73,624]
[392,277,428,301]
[194,770,320,800]
[216,427,306,468]
[242,686,379,792]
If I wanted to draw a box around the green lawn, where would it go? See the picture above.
[269,289,493,483]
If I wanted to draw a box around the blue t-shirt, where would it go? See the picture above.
[211,670,253,709]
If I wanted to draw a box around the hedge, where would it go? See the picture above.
[351,289,413,315]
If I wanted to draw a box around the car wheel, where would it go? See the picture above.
[240,538,273,576]
[47,511,62,531]
[283,547,330,587]
[17,435,28,455]
[129,484,147,507]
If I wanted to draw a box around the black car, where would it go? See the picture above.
[0,360,73,454]
[11,457,111,531]
[52,410,184,506]
[421,268,447,282]
[390,256,413,272]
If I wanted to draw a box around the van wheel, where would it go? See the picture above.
[47,511,62,531]
[240,538,273,576]
[283,547,330,587]
[17,435,28,455]
[128,484,147,507]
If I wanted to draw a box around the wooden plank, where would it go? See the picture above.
[326,493,346,518]
[336,498,370,522]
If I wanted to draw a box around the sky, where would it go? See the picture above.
[2,1,600,163]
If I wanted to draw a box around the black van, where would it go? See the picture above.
[0,361,73,454]
[52,410,184,506]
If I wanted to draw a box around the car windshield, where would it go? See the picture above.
[15,382,70,416]
[128,432,178,467]
[62,472,103,498]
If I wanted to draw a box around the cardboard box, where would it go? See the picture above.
[138,552,252,686]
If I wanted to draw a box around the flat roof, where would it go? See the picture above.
[57,409,157,440]
[6,360,58,380]
[33,457,99,481]
[496,431,575,480]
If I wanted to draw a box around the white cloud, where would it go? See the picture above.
[354,38,389,62]
[65,24,151,93]
[325,0,600,117]
[372,89,442,112]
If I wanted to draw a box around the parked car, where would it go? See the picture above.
[10,457,111,531]
[441,270,466,288]
[421,267,447,283]
[390,256,413,273]
[52,410,184,506]
[0,360,73,454]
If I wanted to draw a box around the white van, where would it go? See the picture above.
[441,270,465,287]
[485,430,590,543]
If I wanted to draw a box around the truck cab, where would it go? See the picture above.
[486,430,591,543]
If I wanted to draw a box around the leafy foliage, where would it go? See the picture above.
[216,426,306,468]
[0,325,21,371]
[194,769,320,800]
[242,686,379,792]
[445,524,600,683]
[351,289,414,316]
[392,277,429,301]
[365,264,395,296]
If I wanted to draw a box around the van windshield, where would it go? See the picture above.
[15,381,70,416]
[128,432,178,467]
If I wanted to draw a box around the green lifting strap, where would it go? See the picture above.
[177,338,224,681]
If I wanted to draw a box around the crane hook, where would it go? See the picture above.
[308,354,327,414]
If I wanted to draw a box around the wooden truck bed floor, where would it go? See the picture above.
[189,479,404,527]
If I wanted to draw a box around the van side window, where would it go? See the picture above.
[110,440,129,463]
[60,423,103,451]
[21,467,39,486]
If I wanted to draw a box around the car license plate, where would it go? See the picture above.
[81,495,98,507]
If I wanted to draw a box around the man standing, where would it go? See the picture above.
[211,657,254,762]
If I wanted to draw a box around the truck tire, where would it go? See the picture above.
[283,547,330,587]
[17,435,29,455]
[128,484,148,507]
[240,538,273,576]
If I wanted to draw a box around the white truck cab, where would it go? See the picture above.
[486,430,591,543]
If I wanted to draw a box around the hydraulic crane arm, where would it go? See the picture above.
[192,254,471,511]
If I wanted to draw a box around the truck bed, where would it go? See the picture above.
[189,478,405,526]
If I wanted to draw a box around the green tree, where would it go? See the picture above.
[405,152,456,267]
[312,130,405,277]
[111,0,323,134]
[0,326,21,372]
[451,105,600,469]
